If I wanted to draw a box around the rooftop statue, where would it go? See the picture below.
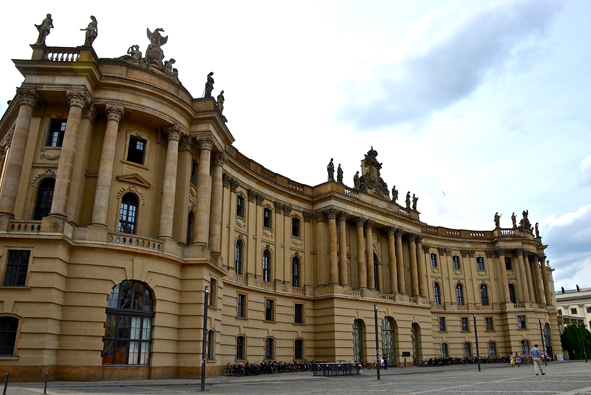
[217,90,225,113]
[391,185,398,203]
[412,194,418,211]
[511,212,517,229]
[519,209,531,230]
[337,164,343,183]
[34,14,53,45]
[81,16,98,47]
[494,212,501,228]
[535,222,540,238]
[327,158,335,181]
[353,171,360,189]
[357,147,389,199]
[204,72,215,98]
[146,28,168,68]
[405,192,411,209]
[120,45,142,62]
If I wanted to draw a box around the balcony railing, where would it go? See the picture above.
[107,233,161,251]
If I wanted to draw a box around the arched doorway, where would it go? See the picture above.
[352,319,365,363]
[382,317,396,366]
[411,323,421,363]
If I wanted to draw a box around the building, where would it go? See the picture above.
[0,23,561,382]
[556,287,591,332]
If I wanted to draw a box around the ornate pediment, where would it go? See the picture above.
[116,173,151,188]
[357,147,389,200]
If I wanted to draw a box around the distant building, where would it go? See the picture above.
[0,23,561,381]
[556,287,591,332]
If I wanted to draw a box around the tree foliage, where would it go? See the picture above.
[561,325,591,360]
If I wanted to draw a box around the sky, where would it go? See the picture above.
[0,0,589,290]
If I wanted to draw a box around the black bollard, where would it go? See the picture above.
[44,371,49,394]
[3,372,9,395]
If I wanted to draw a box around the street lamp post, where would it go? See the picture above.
[200,286,210,391]
[374,304,381,380]
[473,314,481,372]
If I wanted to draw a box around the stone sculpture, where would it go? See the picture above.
[391,186,398,203]
[357,147,389,199]
[412,194,418,211]
[125,45,142,61]
[217,90,225,113]
[81,16,98,47]
[35,14,54,45]
[327,158,335,181]
[519,210,531,230]
[164,58,175,74]
[405,192,411,209]
[353,171,360,189]
[494,212,501,228]
[204,72,215,98]
[146,28,168,68]
[511,212,517,228]
[535,222,539,238]
[337,164,343,183]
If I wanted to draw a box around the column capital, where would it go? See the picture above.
[212,152,227,167]
[437,247,445,256]
[231,179,239,192]
[315,211,326,223]
[394,228,404,237]
[337,211,348,222]
[255,193,264,206]
[274,200,284,212]
[84,102,97,122]
[514,248,525,257]
[248,188,258,203]
[66,89,91,109]
[407,233,418,242]
[105,102,125,122]
[495,248,506,257]
[324,208,338,220]
[303,211,314,222]
[16,87,42,107]
[387,226,397,236]
[222,173,233,189]
[424,245,432,254]
[538,254,546,264]
[283,204,292,216]
[364,219,375,229]
[164,122,189,141]
[355,217,366,227]
[416,235,424,244]
[198,137,214,151]
[485,250,494,258]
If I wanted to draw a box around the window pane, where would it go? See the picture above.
[115,341,128,364]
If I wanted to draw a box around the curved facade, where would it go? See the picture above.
[0,40,560,381]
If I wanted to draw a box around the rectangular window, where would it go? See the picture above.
[476,257,485,271]
[587,307,591,314]
[431,253,437,268]
[295,339,304,360]
[453,256,460,270]
[265,299,274,322]
[505,257,512,271]
[236,195,245,218]
[521,340,530,355]
[265,338,274,360]
[46,119,67,147]
[464,342,472,357]
[441,343,449,358]
[294,303,303,324]
[558,309,562,316]
[237,294,246,318]
[489,342,497,356]
[292,218,300,237]
[517,315,527,329]
[208,278,217,307]
[485,317,494,331]
[263,208,272,229]
[571,308,578,315]
[439,316,446,332]
[3,250,31,286]
[127,136,146,165]
[236,336,245,360]
[461,317,469,332]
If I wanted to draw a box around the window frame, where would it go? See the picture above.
[265,337,275,360]
[488,341,497,356]
[292,217,300,238]
[45,119,67,148]
[456,283,465,306]
[517,315,527,329]
[509,283,517,304]
[236,195,245,218]
[452,255,460,270]
[439,316,446,332]
[505,257,512,271]
[3,250,32,287]
[292,256,301,288]
[294,338,304,360]
[485,317,494,331]
[237,294,247,318]
[262,250,271,282]
[235,240,244,276]
[520,340,530,355]
[126,135,147,166]
[263,208,272,229]
[209,278,217,308]
[476,257,485,271]
[461,317,469,332]
[33,178,55,220]
[434,282,441,305]
[236,336,246,361]
[118,193,139,235]
[207,329,215,360]
[463,342,472,357]
[441,343,449,358]
[294,303,303,324]
[0,316,19,356]
[480,283,489,306]
[265,299,275,322]
[430,253,437,268]
[571,308,578,315]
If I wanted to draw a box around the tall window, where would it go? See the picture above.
[505,257,512,270]
[292,217,300,237]
[434,282,441,305]
[235,240,244,275]
[236,195,245,218]
[509,284,517,303]
[0,317,19,355]
[453,255,461,270]
[46,119,66,147]
[476,257,485,271]
[520,340,530,355]
[292,257,300,287]
[209,278,217,307]
[102,281,154,365]
[431,253,437,268]
[489,342,497,356]
[374,254,379,291]
[456,284,465,306]
[33,178,55,220]
[295,339,304,360]
[517,315,527,329]
[3,250,31,287]
[461,317,469,332]
[263,250,271,282]
[265,338,274,360]
[118,193,138,234]
[294,303,303,324]
[480,284,489,306]
[485,317,494,331]
[207,330,215,360]
[126,136,146,165]
[263,208,272,228]
[186,212,193,245]
[439,316,446,332]
[463,342,472,357]
[237,294,246,318]
[236,336,245,360]
[265,299,274,321]
[441,343,449,358]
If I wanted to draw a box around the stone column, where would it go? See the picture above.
[192,137,213,244]
[416,236,428,298]
[532,254,545,304]
[49,90,90,218]
[338,211,348,285]
[395,229,405,294]
[356,217,367,289]
[409,234,419,297]
[365,220,375,290]
[387,227,398,294]
[158,124,186,239]
[495,248,511,303]
[516,248,530,302]
[539,255,551,305]
[523,251,536,303]
[208,153,226,253]
[90,103,124,227]
[326,209,339,285]
[0,88,41,217]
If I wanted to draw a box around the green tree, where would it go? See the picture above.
[561,325,591,360]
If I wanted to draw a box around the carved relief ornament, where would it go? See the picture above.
[31,169,56,186]
[105,103,125,123]
[66,89,91,109]
[16,87,42,108]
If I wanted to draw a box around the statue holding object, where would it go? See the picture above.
[337,164,343,183]
[327,158,335,181]
[145,28,168,68]
[35,14,54,45]
[204,72,215,98]
[81,16,98,47]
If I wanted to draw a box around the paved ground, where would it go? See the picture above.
[4,361,591,394]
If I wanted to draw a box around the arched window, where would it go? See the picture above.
[118,193,138,234]
[456,283,465,306]
[207,330,215,360]
[263,250,271,282]
[265,337,274,360]
[0,317,19,356]
[353,319,365,363]
[33,178,55,220]
[294,339,304,360]
[434,282,441,305]
[236,336,246,360]
[480,284,489,306]
[102,281,154,365]
[235,240,244,275]
[292,257,300,287]
[186,212,194,245]
[508,283,517,304]
[373,254,380,291]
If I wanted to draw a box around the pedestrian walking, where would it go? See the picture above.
[510,353,515,367]
[515,352,521,367]
[530,344,545,376]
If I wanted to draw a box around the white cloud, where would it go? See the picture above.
[580,155,591,185]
